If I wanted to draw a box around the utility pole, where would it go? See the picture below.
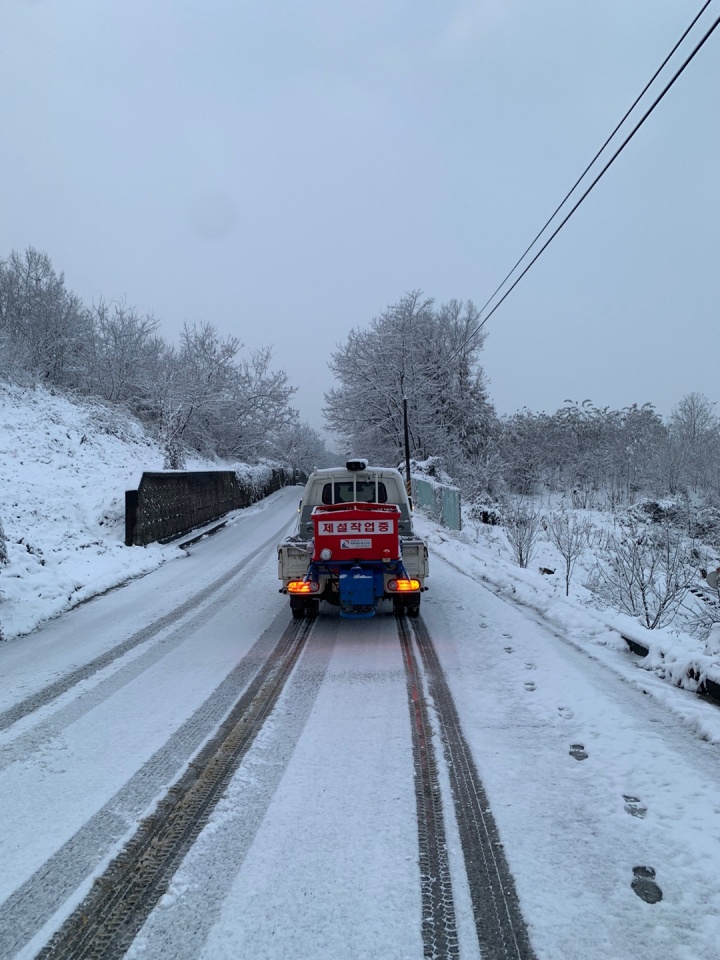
[401,374,412,498]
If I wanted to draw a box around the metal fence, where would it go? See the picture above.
[411,476,462,531]
[125,468,293,546]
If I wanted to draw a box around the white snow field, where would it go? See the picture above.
[2,384,720,959]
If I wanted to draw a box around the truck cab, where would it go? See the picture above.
[295,461,414,540]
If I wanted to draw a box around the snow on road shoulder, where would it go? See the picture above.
[412,511,720,745]
[419,540,720,960]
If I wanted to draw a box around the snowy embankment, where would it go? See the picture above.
[0,383,272,641]
[413,510,720,740]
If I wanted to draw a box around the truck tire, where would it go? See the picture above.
[393,597,420,617]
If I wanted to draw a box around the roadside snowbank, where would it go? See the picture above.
[413,509,720,728]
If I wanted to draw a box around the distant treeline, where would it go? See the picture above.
[4,253,718,507]
[492,396,720,504]
[324,293,720,505]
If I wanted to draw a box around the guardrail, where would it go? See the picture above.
[411,476,462,531]
[125,468,296,546]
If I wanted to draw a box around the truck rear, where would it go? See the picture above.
[278,460,429,619]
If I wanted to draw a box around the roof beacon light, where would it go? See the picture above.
[346,458,368,471]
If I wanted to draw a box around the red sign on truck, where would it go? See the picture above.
[311,502,401,562]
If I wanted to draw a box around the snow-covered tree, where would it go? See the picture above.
[503,497,544,568]
[667,393,720,494]
[589,518,694,629]
[154,323,296,464]
[0,247,90,386]
[496,409,547,495]
[270,421,333,475]
[608,403,666,502]
[496,400,668,503]
[1,247,299,468]
[545,510,594,595]
[84,300,167,407]
[210,346,297,461]
[324,292,494,478]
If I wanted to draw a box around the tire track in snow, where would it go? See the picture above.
[409,615,537,960]
[118,617,339,960]
[0,606,300,960]
[0,538,280,773]
[397,614,460,960]
[0,520,290,734]
[34,616,313,960]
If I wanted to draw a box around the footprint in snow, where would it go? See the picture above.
[525,662,536,670]
[623,795,648,818]
[504,646,514,654]
[632,866,662,903]
[557,706,574,720]
[569,743,588,760]
[524,681,536,692]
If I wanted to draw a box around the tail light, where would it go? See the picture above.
[287,580,320,594]
[387,578,421,592]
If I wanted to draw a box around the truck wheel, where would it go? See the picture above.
[393,598,406,617]
[290,597,307,619]
[306,599,320,619]
[407,604,420,618]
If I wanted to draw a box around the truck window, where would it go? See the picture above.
[321,481,388,504]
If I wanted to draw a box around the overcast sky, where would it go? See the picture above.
[1,0,717,431]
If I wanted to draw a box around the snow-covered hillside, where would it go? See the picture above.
[0,384,248,640]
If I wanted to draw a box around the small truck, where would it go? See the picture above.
[278,459,429,619]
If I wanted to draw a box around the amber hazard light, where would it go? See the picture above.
[287,580,320,594]
[387,578,420,592]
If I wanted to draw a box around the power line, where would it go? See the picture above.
[340,3,719,433]
[435,2,720,375]
[477,9,720,331]
[475,0,716,321]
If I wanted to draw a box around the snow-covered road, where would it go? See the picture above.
[1,487,719,959]
[421,552,720,960]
